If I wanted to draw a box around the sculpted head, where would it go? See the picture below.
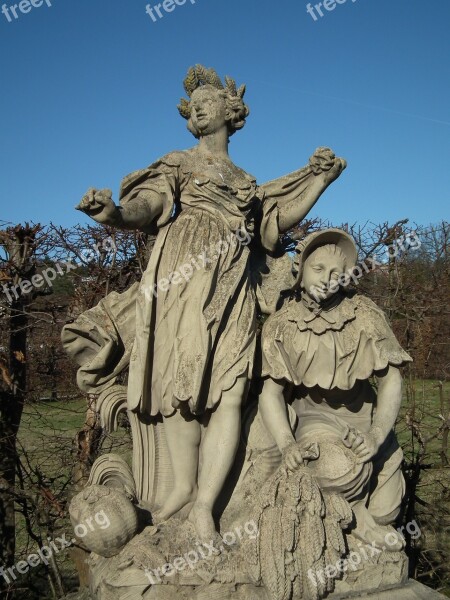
[178,65,249,139]
[301,244,347,302]
[291,228,358,302]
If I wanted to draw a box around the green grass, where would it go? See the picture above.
[397,379,450,465]
[396,379,450,597]
[18,397,87,453]
[13,397,131,599]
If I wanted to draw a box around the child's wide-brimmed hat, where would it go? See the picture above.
[291,228,358,290]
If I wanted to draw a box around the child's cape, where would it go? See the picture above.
[261,293,412,390]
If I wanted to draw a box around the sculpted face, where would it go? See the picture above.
[190,87,228,136]
[301,246,346,302]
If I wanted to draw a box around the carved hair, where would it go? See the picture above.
[178,65,250,138]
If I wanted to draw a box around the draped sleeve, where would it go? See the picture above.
[60,153,190,393]
[353,296,414,371]
[118,152,188,234]
[258,164,318,252]
[259,196,280,253]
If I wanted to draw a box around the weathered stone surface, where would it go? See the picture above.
[61,580,449,600]
[61,590,93,600]
[62,65,423,600]
[332,579,448,599]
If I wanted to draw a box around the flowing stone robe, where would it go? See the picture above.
[120,149,281,417]
[62,149,322,503]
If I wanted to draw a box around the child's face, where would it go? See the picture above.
[301,246,346,302]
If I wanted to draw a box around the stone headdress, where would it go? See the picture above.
[178,65,249,137]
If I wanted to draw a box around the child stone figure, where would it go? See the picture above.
[258,228,412,549]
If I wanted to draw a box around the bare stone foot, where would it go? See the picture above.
[153,487,197,523]
[352,503,404,552]
[352,522,404,552]
[188,502,221,545]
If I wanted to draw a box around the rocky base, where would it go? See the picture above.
[87,518,261,600]
[79,518,424,600]
[330,536,409,596]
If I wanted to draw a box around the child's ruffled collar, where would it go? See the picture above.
[288,293,357,335]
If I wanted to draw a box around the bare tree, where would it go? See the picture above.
[0,223,42,588]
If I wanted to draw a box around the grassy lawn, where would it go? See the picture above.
[14,397,131,599]
[397,378,450,465]
[13,398,87,598]
[396,378,450,597]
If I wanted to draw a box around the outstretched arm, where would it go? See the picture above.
[260,148,347,250]
[277,149,347,233]
[278,162,345,232]
[76,188,163,231]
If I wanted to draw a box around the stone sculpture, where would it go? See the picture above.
[61,66,432,599]
[259,229,411,552]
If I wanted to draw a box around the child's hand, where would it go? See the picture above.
[282,442,319,471]
[342,426,381,464]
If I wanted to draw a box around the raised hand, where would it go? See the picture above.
[309,147,347,186]
[76,188,118,225]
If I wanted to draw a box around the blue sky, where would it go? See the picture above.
[0,0,449,229]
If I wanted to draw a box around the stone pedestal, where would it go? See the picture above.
[335,580,448,599]
[63,580,448,600]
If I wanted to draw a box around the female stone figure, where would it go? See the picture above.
[75,65,346,540]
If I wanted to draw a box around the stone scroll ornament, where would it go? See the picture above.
[59,65,414,599]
